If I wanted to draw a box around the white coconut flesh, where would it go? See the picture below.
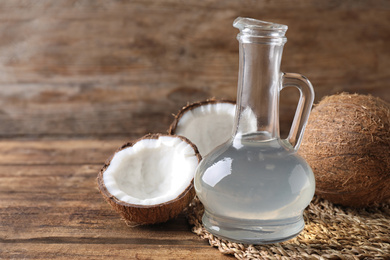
[174,103,236,156]
[174,103,258,156]
[103,136,199,206]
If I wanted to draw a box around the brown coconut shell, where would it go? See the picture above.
[299,93,390,207]
[97,133,201,225]
[168,98,236,135]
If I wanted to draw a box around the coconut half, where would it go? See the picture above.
[169,99,259,156]
[97,134,201,225]
[169,99,236,156]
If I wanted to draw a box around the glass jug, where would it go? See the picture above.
[194,17,315,244]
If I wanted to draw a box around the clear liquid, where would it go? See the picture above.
[194,136,315,244]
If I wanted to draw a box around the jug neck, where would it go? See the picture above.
[232,18,287,142]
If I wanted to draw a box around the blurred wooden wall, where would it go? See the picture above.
[0,0,389,139]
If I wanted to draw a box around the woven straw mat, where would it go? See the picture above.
[186,196,390,259]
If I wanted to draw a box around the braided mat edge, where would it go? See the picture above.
[186,196,390,259]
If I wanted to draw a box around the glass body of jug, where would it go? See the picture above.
[194,17,315,244]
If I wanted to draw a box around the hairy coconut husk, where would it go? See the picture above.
[299,93,390,207]
[97,133,201,225]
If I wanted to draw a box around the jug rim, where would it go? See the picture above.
[233,17,288,32]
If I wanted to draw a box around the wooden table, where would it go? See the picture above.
[0,139,232,259]
[0,1,389,259]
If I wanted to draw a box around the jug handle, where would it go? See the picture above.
[281,72,315,151]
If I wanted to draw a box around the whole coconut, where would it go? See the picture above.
[299,93,390,207]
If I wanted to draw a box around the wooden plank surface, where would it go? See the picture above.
[0,0,388,139]
[0,139,232,259]
[0,1,389,259]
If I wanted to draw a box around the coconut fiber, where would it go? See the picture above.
[186,196,390,259]
[299,93,390,207]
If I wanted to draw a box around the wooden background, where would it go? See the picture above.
[0,1,389,259]
[0,0,388,140]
